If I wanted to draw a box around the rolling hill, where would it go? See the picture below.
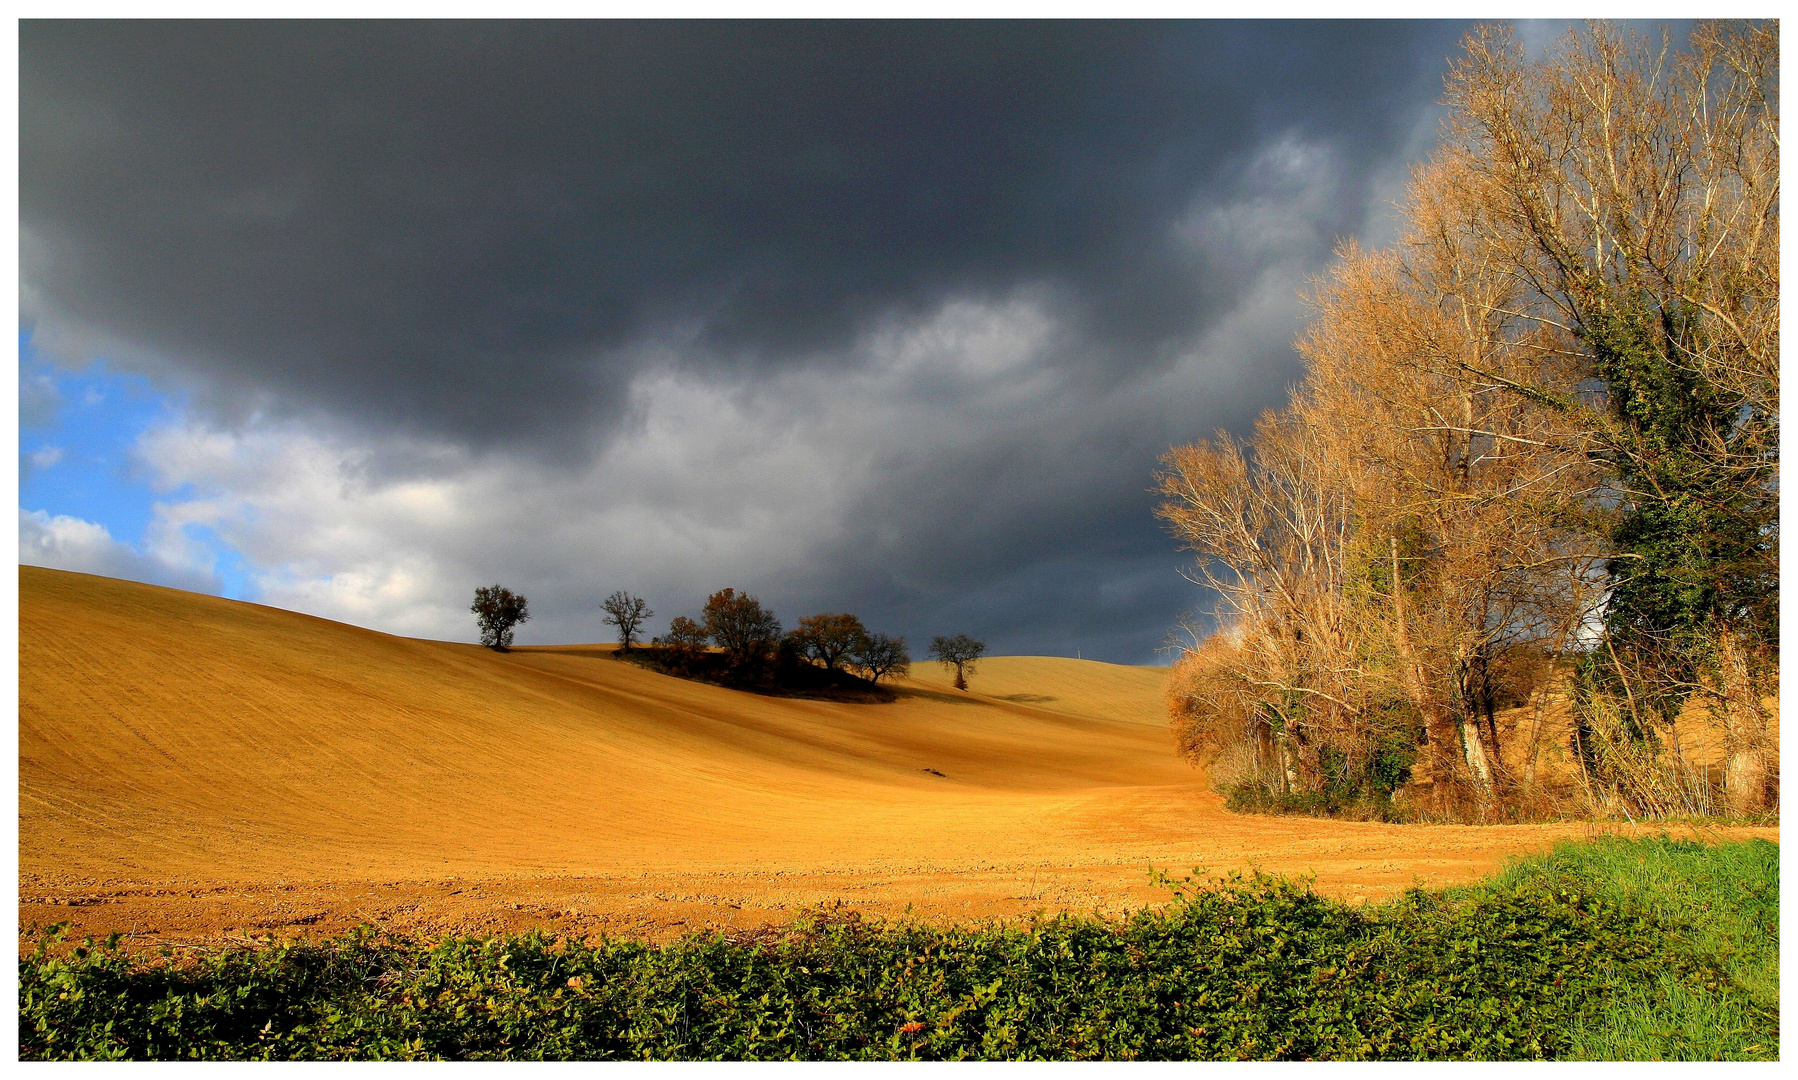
[21,565,1767,944]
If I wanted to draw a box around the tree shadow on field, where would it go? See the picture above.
[613,647,899,703]
[996,693,1058,705]
[888,685,987,707]
[512,646,614,660]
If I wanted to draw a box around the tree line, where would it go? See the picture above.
[471,583,987,693]
[1158,22,1777,822]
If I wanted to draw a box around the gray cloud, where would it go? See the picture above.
[19,367,62,428]
[21,20,1476,662]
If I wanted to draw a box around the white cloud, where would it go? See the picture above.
[27,446,64,470]
[21,444,66,486]
[18,508,221,595]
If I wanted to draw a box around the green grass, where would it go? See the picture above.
[19,837,1776,1061]
[1466,834,1778,1060]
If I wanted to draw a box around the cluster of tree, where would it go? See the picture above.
[604,588,914,695]
[1160,22,1777,821]
[474,583,990,698]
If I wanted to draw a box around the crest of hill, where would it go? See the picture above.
[19,566,1184,885]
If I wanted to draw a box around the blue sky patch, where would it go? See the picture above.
[17,332,247,599]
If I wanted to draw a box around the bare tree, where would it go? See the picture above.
[1293,236,1602,815]
[927,634,986,691]
[1156,411,1367,796]
[1158,20,1776,821]
[1425,20,1777,814]
[854,632,911,685]
[601,591,653,652]
[471,584,530,651]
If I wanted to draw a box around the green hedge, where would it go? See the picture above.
[20,837,1776,1060]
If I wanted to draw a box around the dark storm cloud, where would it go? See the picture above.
[20,20,1478,661]
[22,20,1465,448]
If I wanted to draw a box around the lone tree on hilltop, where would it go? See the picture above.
[855,632,911,685]
[471,584,530,651]
[703,588,782,671]
[601,590,653,651]
[928,633,986,691]
[789,613,868,673]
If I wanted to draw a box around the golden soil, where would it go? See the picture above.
[18,565,1776,946]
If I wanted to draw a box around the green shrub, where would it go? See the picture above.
[1221,733,1417,823]
[19,838,1776,1061]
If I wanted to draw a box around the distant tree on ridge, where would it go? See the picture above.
[602,590,653,651]
[788,613,868,674]
[702,589,782,671]
[654,615,710,671]
[471,584,530,651]
[928,633,986,691]
[855,632,911,685]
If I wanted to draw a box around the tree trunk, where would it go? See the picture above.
[1390,536,1461,807]
[1458,654,1506,814]
[1521,651,1561,790]
[1291,726,1323,791]
[1275,729,1300,793]
[1716,625,1772,815]
[1459,718,1496,803]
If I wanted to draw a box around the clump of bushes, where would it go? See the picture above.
[1224,783,1402,824]
[20,838,1777,1061]
[623,589,911,703]
[1221,737,1417,822]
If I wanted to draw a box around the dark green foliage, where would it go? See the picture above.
[1224,732,1417,823]
[1553,299,1778,813]
[21,839,1775,1061]
[470,584,530,651]
[1579,300,1778,672]
[1366,732,1417,793]
[1223,783,1406,824]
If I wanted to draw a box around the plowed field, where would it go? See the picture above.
[18,566,1775,946]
